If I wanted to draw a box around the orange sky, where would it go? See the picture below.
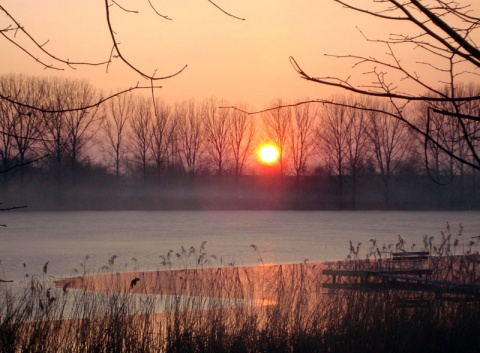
[1,1,480,110]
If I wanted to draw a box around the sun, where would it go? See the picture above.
[258,145,279,164]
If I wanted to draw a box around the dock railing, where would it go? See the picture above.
[389,251,430,269]
[322,251,480,302]
[322,250,432,286]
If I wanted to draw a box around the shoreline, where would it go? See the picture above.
[55,262,328,300]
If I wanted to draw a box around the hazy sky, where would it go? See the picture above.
[2,1,480,110]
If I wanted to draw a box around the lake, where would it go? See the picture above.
[1,210,479,282]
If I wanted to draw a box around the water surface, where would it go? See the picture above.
[1,210,479,281]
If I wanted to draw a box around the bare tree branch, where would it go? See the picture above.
[110,0,138,13]
[0,5,110,69]
[0,31,63,71]
[147,0,172,20]
[289,56,480,103]
[408,0,480,63]
[104,0,187,81]
[0,83,161,114]
[1,1,243,113]
[206,0,245,21]
[0,153,49,174]
[432,107,480,121]
[0,206,27,212]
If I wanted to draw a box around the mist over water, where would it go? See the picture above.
[1,210,480,281]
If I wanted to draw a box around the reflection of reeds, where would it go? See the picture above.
[1,230,480,353]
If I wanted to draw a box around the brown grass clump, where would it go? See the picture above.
[1,225,480,353]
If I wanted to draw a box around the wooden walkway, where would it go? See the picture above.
[321,251,480,301]
[322,251,432,284]
[322,268,432,285]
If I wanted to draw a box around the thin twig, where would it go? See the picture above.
[206,0,245,21]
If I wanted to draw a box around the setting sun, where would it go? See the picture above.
[258,145,280,164]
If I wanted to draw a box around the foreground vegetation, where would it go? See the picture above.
[1,226,480,353]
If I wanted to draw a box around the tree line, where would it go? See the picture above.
[0,74,478,209]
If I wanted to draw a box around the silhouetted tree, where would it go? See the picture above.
[229,103,256,178]
[0,97,14,179]
[316,99,351,208]
[290,100,317,183]
[150,98,175,180]
[262,99,292,175]
[367,103,417,208]
[0,74,45,186]
[129,96,152,181]
[418,83,480,206]
[202,98,232,177]
[344,97,371,209]
[178,100,204,176]
[41,77,95,186]
[290,0,480,172]
[102,93,133,180]
[62,80,103,185]
[163,111,182,176]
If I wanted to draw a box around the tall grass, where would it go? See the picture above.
[1,225,480,353]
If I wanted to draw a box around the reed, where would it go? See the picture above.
[1,226,479,353]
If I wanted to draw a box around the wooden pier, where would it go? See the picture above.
[322,251,480,302]
[322,268,433,285]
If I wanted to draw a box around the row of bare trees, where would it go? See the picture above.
[0,75,478,193]
[0,75,102,186]
[101,95,256,180]
[1,1,479,180]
